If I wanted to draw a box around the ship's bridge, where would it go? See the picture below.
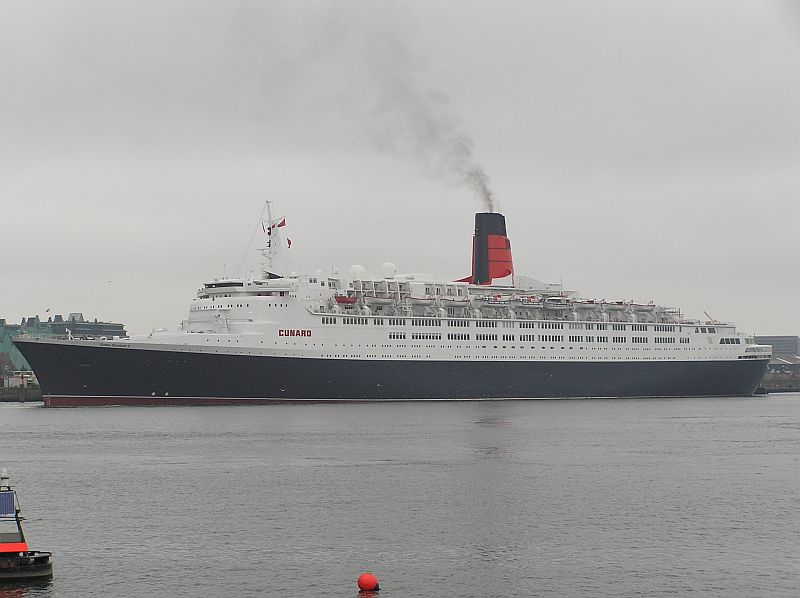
[196,277,298,299]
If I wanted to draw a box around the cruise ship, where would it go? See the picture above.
[14,206,771,406]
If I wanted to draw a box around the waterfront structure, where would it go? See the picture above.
[755,336,800,392]
[755,336,800,357]
[1,314,127,374]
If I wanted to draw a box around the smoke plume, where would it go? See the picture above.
[231,2,498,212]
[363,17,497,212]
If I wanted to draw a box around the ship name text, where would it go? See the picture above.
[279,329,312,337]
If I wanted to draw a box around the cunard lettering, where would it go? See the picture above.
[279,329,312,337]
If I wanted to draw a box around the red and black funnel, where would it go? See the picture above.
[458,212,514,285]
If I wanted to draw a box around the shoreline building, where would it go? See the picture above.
[755,335,800,392]
[1,314,127,375]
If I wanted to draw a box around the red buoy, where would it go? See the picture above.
[357,572,380,591]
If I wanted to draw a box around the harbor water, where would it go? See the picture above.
[2,394,800,597]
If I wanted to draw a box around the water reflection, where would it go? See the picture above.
[474,444,509,459]
[472,407,514,460]
[473,417,512,428]
[0,579,53,598]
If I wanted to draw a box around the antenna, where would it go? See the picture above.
[704,310,715,323]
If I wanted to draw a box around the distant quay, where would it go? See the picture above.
[0,387,42,403]
[755,335,800,393]
[2,312,127,399]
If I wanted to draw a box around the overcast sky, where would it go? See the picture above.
[1,0,798,335]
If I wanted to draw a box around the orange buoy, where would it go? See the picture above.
[357,572,380,591]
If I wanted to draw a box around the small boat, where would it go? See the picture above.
[603,301,628,311]
[363,295,395,306]
[631,302,657,312]
[0,468,53,582]
[333,293,357,305]
[470,294,512,309]
[439,295,470,304]
[470,296,490,308]
[486,293,513,305]
[510,295,540,309]
[574,299,600,310]
[408,295,436,306]
[543,296,571,310]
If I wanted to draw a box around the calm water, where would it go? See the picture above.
[2,395,800,597]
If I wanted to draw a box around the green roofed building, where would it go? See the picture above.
[1,314,127,374]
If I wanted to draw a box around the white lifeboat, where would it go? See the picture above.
[487,293,512,305]
[574,299,600,310]
[363,294,395,306]
[603,301,628,311]
[511,295,540,309]
[543,296,571,310]
[440,295,470,305]
[409,295,437,306]
[631,302,657,312]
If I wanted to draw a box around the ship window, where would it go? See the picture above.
[701,327,707,333]
[708,327,716,333]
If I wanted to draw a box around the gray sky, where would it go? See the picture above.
[1,0,798,335]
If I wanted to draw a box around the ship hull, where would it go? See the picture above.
[14,339,770,406]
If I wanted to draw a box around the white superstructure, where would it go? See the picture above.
[150,204,770,366]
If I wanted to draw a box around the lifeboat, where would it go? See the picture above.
[510,295,540,309]
[574,299,600,310]
[363,295,395,306]
[631,302,657,312]
[543,296,571,310]
[440,295,470,304]
[603,301,628,311]
[409,295,436,306]
[470,296,490,308]
[0,467,52,582]
[334,293,357,305]
[487,293,513,305]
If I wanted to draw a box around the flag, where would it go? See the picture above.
[287,238,292,248]
[262,222,266,233]
[271,218,286,229]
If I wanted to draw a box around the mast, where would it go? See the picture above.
[258,201,286,279]
[266,200,275,265]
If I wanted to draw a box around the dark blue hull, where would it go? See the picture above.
[13,339,770,406]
